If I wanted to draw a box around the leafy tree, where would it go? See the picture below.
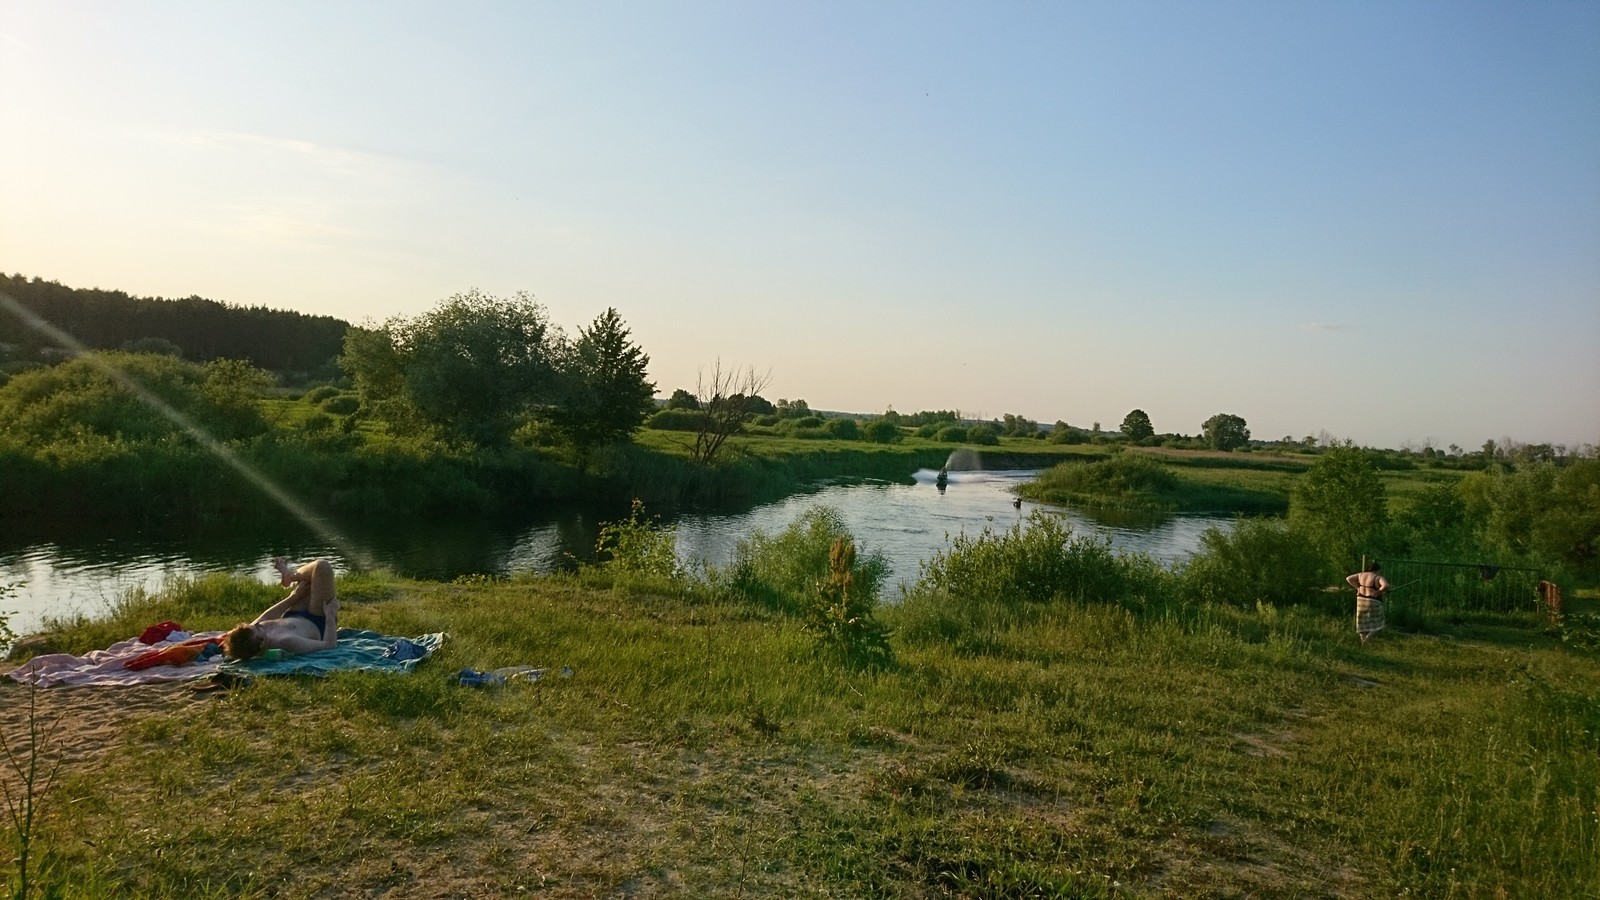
[340,325,418,433]
[1468,459,1600,572]
[1290,446,1388,567]
[342,290,558,447]
[1001,413,1038,436]
[776,398,812,419]
[1121,409,1155,442]
[731,393,775,417]
[1202,413,1250,451]
[665,388,699,410]
[545,308,656,468]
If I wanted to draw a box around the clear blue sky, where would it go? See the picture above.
[3,1,1596,451]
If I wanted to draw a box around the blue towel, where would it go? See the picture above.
[224,629,446,677]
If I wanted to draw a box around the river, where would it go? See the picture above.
[0,469,1231,638]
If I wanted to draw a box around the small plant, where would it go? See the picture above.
[722,507,888,615]
[594,499,682,582]
[802,537,893,668]
[1,680,65,899]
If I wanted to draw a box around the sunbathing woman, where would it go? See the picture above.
[222,557,340,660]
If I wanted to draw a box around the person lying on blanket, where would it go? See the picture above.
[222,557,340,660]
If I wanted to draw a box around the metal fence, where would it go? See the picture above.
[1372,557,1546,615]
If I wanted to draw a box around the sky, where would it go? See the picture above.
[2,1,1597,451]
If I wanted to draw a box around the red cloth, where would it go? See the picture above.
[138,621,184,644]
[125,642,204,671]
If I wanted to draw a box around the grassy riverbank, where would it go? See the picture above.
[5,568,1597,898]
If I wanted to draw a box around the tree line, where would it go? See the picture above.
[0,274,350,379]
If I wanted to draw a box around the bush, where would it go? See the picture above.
[320,394,360,415]
[792,416,824,430]
[802,537,894,668]
[594,499,682,582]
[935,426,968,443]
[824,418,860,440]
[1180,518,1326,607]
[302,385,341,404]
[719,506,888,616]
[860,419,904,444]
[646,409,706,432]
[896,512,1169,644]
[967,428,999,446]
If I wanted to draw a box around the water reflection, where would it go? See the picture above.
[0,470,1232,637]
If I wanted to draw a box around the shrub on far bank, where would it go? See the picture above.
[860,419,904,444]
[646,408,705,431]
[935,425,968,443]
[824,418,859,440]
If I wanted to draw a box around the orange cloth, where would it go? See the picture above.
[124,642,204,671]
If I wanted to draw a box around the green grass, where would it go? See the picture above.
[6,570,1596,898]
[1017,451,1290,514]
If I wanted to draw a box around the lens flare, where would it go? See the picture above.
[0,290,374,570]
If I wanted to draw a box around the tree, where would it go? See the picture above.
[776,398,811,419]
[1290,446,1388,567]
[690,360,772,464]
[665,388,699,410]
[1121,409,1155,442]
[546,308,656,468]
[342,289,558,447]
[1202,413,1250,451]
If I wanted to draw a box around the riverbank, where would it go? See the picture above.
[4,571,1596,897]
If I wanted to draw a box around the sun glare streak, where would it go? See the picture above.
[0,291,375,570]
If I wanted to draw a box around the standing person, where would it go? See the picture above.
[222,557,340,660]
[1345,560,1390,645]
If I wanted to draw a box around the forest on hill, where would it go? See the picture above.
[0,274,350,381]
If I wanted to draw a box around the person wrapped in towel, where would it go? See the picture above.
[222,557,339,660]
[1345,561,1390,645]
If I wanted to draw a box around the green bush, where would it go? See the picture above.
[719,506,888,616]
[896,512,1169,644]
[320,394,360,415]
[935,426,968,443]
[967,428,999,446]
[801,536,894,668]
[860,419,904,444]
[646,408,705,431]
[302,385,341,404]
[594,499,682,583]
[1180,518,1326,607]
[792,415,824,430]
[824,418,860,440]
[915,423,940,439]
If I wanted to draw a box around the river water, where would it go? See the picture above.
[0,469,1229,638]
